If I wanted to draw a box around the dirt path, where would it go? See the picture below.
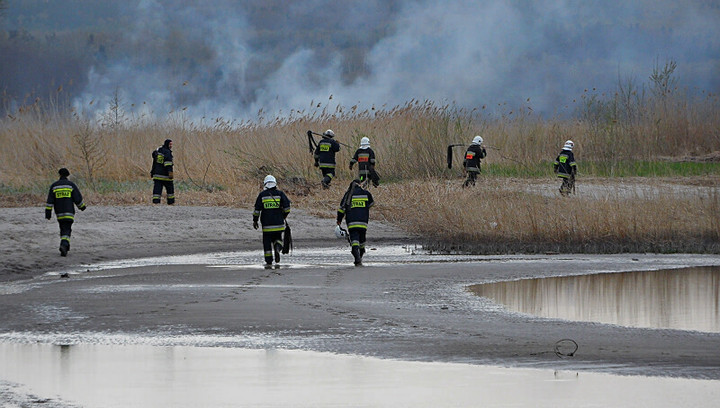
[0,205,408,282]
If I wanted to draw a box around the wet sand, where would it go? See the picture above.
[1,205,720,381]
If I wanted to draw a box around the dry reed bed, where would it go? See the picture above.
[379,179,720,254]
[2,97,720,253]
[2,95,719,188]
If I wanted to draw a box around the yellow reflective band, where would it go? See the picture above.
[262,227,285,232]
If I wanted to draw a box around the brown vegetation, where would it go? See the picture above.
[1,88,720,253]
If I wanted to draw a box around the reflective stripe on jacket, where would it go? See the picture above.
[46,177,85,219]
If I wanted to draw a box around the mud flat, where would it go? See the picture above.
[1,245,719,379]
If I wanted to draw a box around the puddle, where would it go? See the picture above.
[1,342,718,408]
[469,266,720,332]
[41,245,479,277]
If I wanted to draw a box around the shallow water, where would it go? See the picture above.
[470,265,720,332]
[1,342,718,408]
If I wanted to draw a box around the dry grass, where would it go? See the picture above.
[1,93,719,253]
[384,179,720,253]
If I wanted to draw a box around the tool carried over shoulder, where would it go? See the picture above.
[307,130,354,150]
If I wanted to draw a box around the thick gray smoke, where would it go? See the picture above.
[68,0,719,121]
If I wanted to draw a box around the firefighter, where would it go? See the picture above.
[151,138,174,204]
[313,129,341,188]
[554,140,577,196]
[336,179,374,266]
[349,136,379,187]
[253,175,292,266]
[45,168,87,257]
[463,135,487,187]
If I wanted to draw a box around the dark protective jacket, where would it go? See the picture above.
[463,144,487,172]
[45,177,86,220]
[152,145,174,181]
[350,147,376,178]
[314,136,341,169]
[253,187,291,233]
[554,149,577,178]
[337,184,374,229]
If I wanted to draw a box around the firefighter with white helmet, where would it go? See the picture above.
[313,129,341,188]
[463,135,487,187]
[349,136,379,187]
[554,140,577,196]
[253,175,292,266]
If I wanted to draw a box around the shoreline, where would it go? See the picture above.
[1,251,719,380]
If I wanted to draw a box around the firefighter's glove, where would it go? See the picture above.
[313,161,319,167]
[253,220,259,230]
[307,130,312,138]
[349,163,353,170]
[45,210,52,220]
[168,171,174,180]
[79,205,86,211]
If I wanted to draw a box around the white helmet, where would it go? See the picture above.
[335,225,348,239]
[472,135,483,145]
[323,129,335,138]
[563,140,574,151]
[360,137,370,148]
[263,175,277,189]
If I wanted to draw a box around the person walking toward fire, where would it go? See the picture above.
[349,136,380,187]
[253,175,291,266]
[554,140,577,196]
[151,138,174,204]
[336,179,374,266]
[45,168,87,257]
[463,135,487,187]
[313,129,341,188]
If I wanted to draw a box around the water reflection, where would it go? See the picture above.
[469,266,720,333]
[0,342,717,408]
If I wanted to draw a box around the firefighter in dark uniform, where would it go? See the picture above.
[313,129,341,188]
[337,179,374,266]
[463,135,487,187]
[554,140,577,196]
[151,139,174,204]
[45,168,87,256]
[349,136,379,187]
[253,175,292,266]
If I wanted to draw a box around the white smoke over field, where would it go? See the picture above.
[71,0,720,122]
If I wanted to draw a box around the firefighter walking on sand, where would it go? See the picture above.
[337,179,374,266]
[253,175,291,266]
[45,168,87,257]
[151,139,175,204]
[463,135,487,187]
[554,140,577,196]
[313,129,341,188]
[349,136,380,187]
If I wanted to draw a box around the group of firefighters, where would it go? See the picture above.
[44,131,577,266]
